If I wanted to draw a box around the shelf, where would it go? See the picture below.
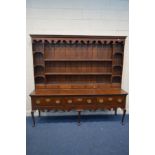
[44,59,112,62]
[35,75,45,78]
[35,76,45,84]
[112,75,121,77]
[112,76,121,83]
[33,51,44,55]
[113,52,123,55]
[32,35,125,87]
[45,72,112,75]
[112,65,122,68]
[34,64,45,68]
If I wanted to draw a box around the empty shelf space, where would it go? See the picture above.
[44,43,113,60]
[113,52,123,55]
[113,54,123,66]
[112,65,122,68]
[34,64,45,68]
[35,75,45,78]
[44,59,112,62]
[35,76,45,84]
[45,61,112,73]
[33,51,44,54]
[112,66,122,75]
[112,75,121,77]
[45,72,112,75]
[46,75,112,84]
[112,76,122,83]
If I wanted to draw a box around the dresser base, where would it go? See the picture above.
[30,89,128,127]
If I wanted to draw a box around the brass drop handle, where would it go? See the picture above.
[99,99,104,103]
[87,99,92,103]
[68,100,72,103]
[56,100,60,104]
[117,99,122,103]
[108,97,113,101]
[77,98,83,102]
[36,100,40,104]
[45,98,51,102]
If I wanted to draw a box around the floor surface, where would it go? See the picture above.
[26,114,129,155]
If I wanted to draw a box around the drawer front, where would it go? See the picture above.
[97,96,125,104]
[65,97,96,105]
[32,95,126,108]
[32,97,66,106]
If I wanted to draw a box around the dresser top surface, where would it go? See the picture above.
[30,89,128,96]
[30,34,127,39]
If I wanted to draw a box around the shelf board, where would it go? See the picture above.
[113,52,123,55]
[34,64,45,68]
[35,75,45,78]
[44,59,112,62]
[45,72,112,75]
[33,51,44,54]
[112,75,121,77]
[112,65,122,68]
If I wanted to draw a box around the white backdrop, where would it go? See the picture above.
[26,0,129,115]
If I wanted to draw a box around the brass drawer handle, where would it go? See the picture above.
[56,100,60,104]
[99,99,104,103]
[45,98,51,102]
[108,97,113,101]
[117,99,122,103]
[87,99,92,103]
[68,100,72,103]
[36,100,40,104]
[77,98,83,102]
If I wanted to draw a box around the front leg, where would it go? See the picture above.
[115,108,117,115]
[38,110,41,117]
[31,111,35,127]
[121,109,126,125]
[77,111,81,126]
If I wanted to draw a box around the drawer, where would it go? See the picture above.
[65,97,96,105]
[32,97,66,106]
[97,96,125,104]
[84,97,97,104]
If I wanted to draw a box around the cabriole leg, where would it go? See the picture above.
[38,110,41,117]
[77,111,81,126]
[115,108,117,115]
[31,111,35,127]
[122,109,126,125]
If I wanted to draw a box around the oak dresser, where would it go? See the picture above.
[30,35,128,126]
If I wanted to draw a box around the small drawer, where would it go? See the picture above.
[32,97,65,106]
[115,96,125,104]
[97,96,125,104]
[32,97,44,105]
[66,98,73,104]
[97,97,105,103]
[52,98,64,105]
[65,97,96,105]
[65,97,84,105]
[84,97,96,104]
[74,97,84,103]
